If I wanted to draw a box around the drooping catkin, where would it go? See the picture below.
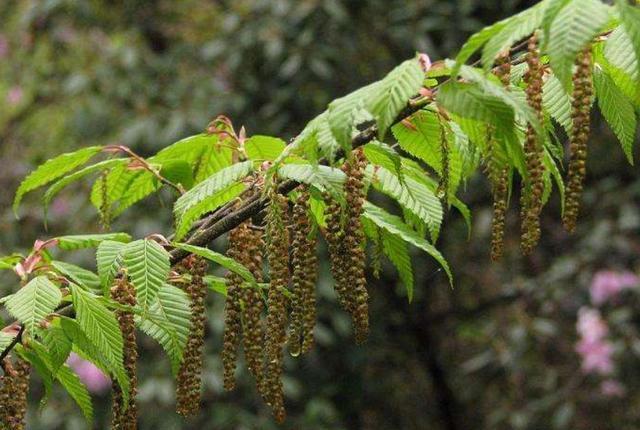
[288,188,318,356]
[488,52,511,261]
[0,357,30,430]
[99,170,111,230]
[110,276,138,430]
[263,192,290,423]
[221,225,246,392]
[563,47,593,233]
[520,34,545,255]
[175,255,208,416]
[437,122,450,205]
[323,149,369,344]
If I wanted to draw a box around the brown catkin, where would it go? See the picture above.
[437,122,450,205]
[175,255,208,416]
[488,52,511,261]
[110,276,137,430]
[99,170,111,230]
[343,149,370,344]
[288,188,318,356]
[563,47,593,233]
[520,34,545,255]
[0,357,30,430]
[263,192,290,423]
[323,149,369,344]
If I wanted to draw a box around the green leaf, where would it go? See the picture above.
[172,243,256,286]
[616,0,640,78]
[328,81,381,148]
[122,239,171,309]
[369,58,424,138]
[454,21,508,74]
[70,284,124,385]
[174,182,245,241]
[13,146,103,215]
[437,81,515,129]
[543,74,573,133]
[594,67,637,164]
[56,364,94,422]
[174,161,254,221]
[370,167,443,242]
[547,0,610,88]
[96,240,128,287]
[381,231,414,302]
[40,323,72,375]
[203,275,227,296]
[245,135,287,161]
[137,284,191,375]
[277,164,346,194]
[363,141,402,177]
[5,276,62,333]
[362,202,452,285]
[43,159,125,219]
[51,261,101,292]
[160,160,194,190]
[482,1,548,70]
[59,316,129,402]
[603,26,640,106]
[56,233,131,251]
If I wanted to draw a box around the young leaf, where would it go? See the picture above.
[244,135,287,161]
[70,284,124,382]
[381,231,415,302]
[369,58,424,138]
[56,233,132,251]
[122,239,171,309]
[136,284,191,375]
[13,146,103,215]
[173,161,254,220]
[362,202,452,285]
[594,67,637,164]
[547,0,610,88]
[43,159,125,219]
[371,167,443,242]
[174,182,245,241]
[96,240,128,286]
[51,261,101,292]
[5,276,62,333]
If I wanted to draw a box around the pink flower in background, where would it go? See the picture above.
[575,307,615,375]
[6,86,24,106]
[590,270,639,306]
[0,34,8,58]
[601,379,626,397]
[67,353,111,394]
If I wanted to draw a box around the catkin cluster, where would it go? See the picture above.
[488,52,511,261]
[221,222,265,392]
[288,189,318,356]
[110,276,138,430]
[175,255,208,417]
[324,149,369,344]
[0,357,30,430]
[563,47,593,233]
[263,192,291,423]
[520,34,545,255]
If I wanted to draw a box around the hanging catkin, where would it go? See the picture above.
[221,225,246,392]
[0,357,30,430]
[324,149,369,344]
[520,34,545,255]
[437,122,450,205]
[110,275,138,430]
[563,47,593,233]
[175,255,208,416]
[263,191,290,423]
[488,52,511,261]
[288,188,318,356]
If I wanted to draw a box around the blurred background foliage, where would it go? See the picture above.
[1,0,639,429]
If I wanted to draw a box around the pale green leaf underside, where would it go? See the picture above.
[5,276,62,333]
